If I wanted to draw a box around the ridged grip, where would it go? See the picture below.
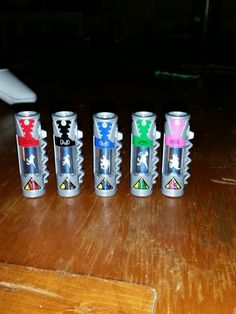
[184,131,194,184]
[152,131,161,184]
[41,130,49,184]
[115,132,123,184]
[77,130,84,184]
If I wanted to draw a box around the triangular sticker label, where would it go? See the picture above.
[24,178,41,190]
[97,178,113,190]
[60,178,76,190]
[133,177,149,190]
[165,177,181,190]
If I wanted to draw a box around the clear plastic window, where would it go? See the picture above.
[163,146,184,175]
[57,146,76,175]
[20,146,40,175]
[132,147,151,174]
[95,148,113,175]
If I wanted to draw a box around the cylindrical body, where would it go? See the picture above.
[15,111,46,197]
[161,111,192,197]
[93,112,121,197]
[130,111,158,197]
[52,111,83,197]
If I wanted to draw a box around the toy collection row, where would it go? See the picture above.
[14,110,194,198]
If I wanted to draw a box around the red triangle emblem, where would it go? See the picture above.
[24,178,41,190]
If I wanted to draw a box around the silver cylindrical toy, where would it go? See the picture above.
[161,111,194,197]
[14,111,49,198]
[93,112,122,197]
[130,111,161,197]
[52,111,84,197]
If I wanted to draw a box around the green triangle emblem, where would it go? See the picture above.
[133,177,149,190]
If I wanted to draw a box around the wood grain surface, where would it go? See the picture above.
[0,77,236,313]
[0,262,156,313]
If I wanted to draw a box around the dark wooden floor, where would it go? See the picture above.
[0,71,235,313]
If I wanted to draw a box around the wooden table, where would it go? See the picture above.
[0,75,235,313]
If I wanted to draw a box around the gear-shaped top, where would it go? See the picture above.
[133,119,153,147]
[56,120,71,139]
[98,122,112,140]
[95,121,115,148]
[18,118,39,147]
[55,120,75,146]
